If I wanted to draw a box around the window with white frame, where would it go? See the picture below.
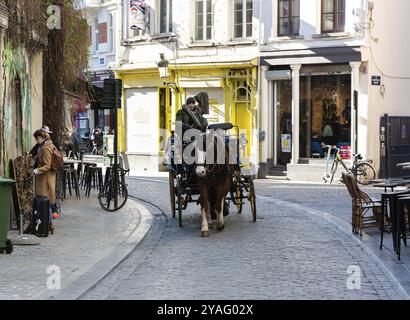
[195,0,213,41]
[109,13,114,52]
[160,0,173,34]
[278,0,300,36]
[234,0,253,38]
[321,0,345,33]
[94,18,99,51]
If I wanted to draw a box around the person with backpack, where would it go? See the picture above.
[32,129,61,235]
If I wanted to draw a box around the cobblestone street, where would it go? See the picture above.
[79,178,405,300]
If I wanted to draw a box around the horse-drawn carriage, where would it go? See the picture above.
[166,122,257,230]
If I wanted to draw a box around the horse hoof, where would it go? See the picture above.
[217,225,225,231]
[201,231,209,237]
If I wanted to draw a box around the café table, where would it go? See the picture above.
[371,178,410,253]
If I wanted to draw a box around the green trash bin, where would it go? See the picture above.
[0,177,15,254]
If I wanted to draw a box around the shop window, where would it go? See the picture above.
[195,0,213,41]
[234,0,253,38]
[278,0,300,36]
[321,0,345,33]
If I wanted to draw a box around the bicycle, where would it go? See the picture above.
[98,164,129,212]
[323,146,376,185]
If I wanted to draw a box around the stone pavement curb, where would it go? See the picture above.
[36,199,153,300]
[258,195,410,300]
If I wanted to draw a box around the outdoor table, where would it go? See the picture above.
[379,189,410,252]
[370,179,409,192]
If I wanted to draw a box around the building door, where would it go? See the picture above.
[274,80,292,166]
[125,88,159,154]
[159,87,172,153]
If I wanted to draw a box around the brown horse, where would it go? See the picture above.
[195,128,234,237]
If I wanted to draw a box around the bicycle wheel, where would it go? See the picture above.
[98,180,128,212]
[330,161,338,184]
[354,162,376,185]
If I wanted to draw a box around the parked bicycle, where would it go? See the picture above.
[323,146,376,185]
[98,164,129,212]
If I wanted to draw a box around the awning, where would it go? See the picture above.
[261,46,362,66]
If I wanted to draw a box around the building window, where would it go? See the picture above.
[234,0,253,38]
[278,0,300,36]
[160,0,173,34]
[195,0,213,41]
[128,0,150,38]
[109,14,114,52]
[94,18,99,51]
[321,0,345,33]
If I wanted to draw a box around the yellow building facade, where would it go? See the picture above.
[115,60,258,174]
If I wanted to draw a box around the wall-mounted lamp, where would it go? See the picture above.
[157,53,169,79]
[157,53,180,92]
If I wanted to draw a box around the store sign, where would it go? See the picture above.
[371,75,381,86]
[129,0,146,31]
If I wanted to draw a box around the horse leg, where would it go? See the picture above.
[216,195,225,231]
[207,201,214,229]
[200,188,210,237]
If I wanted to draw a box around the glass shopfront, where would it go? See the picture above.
[274,69,351,165]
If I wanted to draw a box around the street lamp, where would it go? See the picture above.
[157,53,169,79]
[157,53,179,93]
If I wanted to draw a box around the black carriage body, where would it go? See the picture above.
[167,122,256,226]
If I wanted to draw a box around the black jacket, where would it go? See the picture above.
[176,106,208,136]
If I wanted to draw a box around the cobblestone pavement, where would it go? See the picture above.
[82,178,404,300]
[0,195,140,300]
[255,181,410,264]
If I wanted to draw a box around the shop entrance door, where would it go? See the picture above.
[274,80,293,166]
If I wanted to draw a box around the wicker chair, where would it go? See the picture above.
[342,172,382,236]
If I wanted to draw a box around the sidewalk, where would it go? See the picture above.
[0,194,151,300]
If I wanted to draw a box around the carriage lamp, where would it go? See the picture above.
[157,53,169,79]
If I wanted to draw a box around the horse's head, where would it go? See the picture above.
[193,130,231,179]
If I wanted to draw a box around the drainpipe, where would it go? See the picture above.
[255,0,263,178]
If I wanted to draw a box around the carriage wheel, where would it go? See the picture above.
[235,184,243,214]
[248,176,257,222]
[176,177,183,228]
[169,172,176,218]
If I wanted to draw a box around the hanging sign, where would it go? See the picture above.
[129,0,146,31]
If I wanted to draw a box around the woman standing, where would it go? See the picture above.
[32,130,57,235]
